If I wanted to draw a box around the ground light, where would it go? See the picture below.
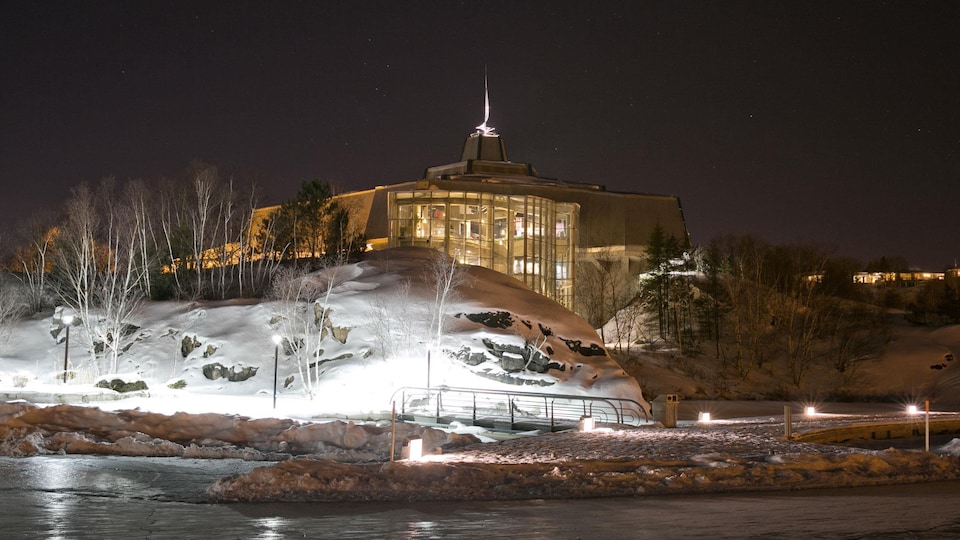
[579,416,596,432]
[407,438,423,461]
[698,412,711,423]
[907,404,919,415]
[805,406,816,416]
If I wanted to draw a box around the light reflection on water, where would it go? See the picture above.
[2,456,960,539]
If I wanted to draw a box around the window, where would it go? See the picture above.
[388,190,577,308]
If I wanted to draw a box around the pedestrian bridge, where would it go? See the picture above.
[389,386,650,431]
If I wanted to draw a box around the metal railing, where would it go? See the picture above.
[389,386,650,431]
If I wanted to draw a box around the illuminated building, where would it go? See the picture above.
[332,125,688,310]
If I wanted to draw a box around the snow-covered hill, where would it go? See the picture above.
[0,247,647,420]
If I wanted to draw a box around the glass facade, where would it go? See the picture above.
[388,190,577,308]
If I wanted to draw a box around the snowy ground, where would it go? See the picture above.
[3,397,960,503]
[0,248,648,423]
[207,411,960,503]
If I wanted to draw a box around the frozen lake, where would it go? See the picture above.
[2,455,959,539]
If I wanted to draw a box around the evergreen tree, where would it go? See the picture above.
[268,179,335,266]
[643,223,668,339]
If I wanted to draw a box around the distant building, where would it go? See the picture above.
[945,268,960,289]
[853,271,946,286]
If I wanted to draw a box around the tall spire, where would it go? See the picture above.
[475,68,494,135]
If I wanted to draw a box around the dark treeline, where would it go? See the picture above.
[583,228,960,393]
[693,234,890,388]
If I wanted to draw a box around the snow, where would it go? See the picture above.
[2,247,960,502]
[1,248,647,419]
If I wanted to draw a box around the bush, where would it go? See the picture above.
[95,378,148,393]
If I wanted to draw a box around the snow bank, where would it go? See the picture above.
[208,439,960,503]
[4,401,960,503]
[0,402,477,461]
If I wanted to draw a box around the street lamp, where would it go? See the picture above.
[272,334,282,409]
[61,314,74,384]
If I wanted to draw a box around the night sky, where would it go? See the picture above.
[2,1,958,269]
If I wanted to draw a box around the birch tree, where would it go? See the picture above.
[248,205,287,296]
[0,283,25,338]
[0,247,27,343]
[269,256,352,399]
[425,250,469,345]
[368,278,416,360]
[270,265,326,399]
[157,176,189,297]
[208,177,244,299]
[188,164,220,297]
[94,180,148,373]
[13,213,56,312]
[234,183,267,297]
[120,179,156,300]
[53,182,100,372]
[576,247,637,346]
[424,251,468,388]
[52,179,149,377]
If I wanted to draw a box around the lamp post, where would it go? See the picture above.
[62,314,74,384]
[272,335,282,409]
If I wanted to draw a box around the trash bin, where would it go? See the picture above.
[653,394,680,428]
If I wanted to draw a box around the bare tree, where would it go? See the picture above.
[763,244,831,387]
[424,250,469,345]
[610,300,650,355]
[122,179,156,300]
[51,179,149,378]
[368,278,417,361]
[576,248,636,346]
[157,176,189,297]
[94,180,148,374]
[247,205,287,296]
[152,163,255,300]
[269,246,355,399]
[270,265,326,399]
[53,182,100,373]
[715,235,775,378]
[234,183,266,298]
[421,251,470,387]
[13,212,56,312]
[210,176,242,299]
[827,302,887,386]
[188,164,220,297]
[0,275,27,345]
